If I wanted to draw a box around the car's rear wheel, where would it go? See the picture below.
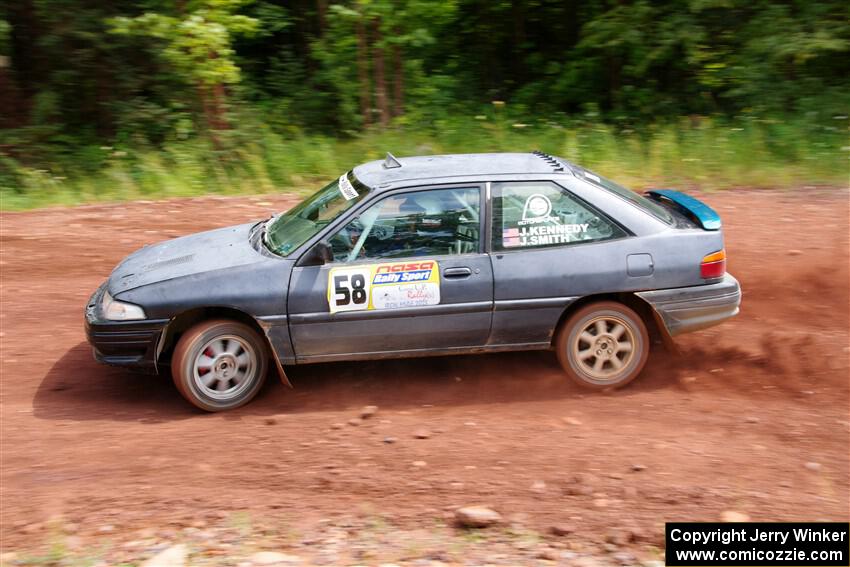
[555,301,649,389]
[171,319,268,411]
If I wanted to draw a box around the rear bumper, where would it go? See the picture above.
[636,274,741,337]
[85,283,168,372]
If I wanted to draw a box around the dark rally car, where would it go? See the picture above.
[86,152,741,411]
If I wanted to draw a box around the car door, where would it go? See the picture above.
[287,184,493,362]
[487,180,631,346]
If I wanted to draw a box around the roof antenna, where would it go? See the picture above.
[383,152,402,169]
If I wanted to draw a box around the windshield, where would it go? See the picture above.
[265,172,367,256]
[575,167,674,225]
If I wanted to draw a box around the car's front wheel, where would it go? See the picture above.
[171,319,268,411]
[555,301,649,389]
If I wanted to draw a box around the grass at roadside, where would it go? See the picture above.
[2,114,847,210]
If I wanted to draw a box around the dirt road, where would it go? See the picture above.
[1,189,848,564]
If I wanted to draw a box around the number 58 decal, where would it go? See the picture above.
[327,260,441,314]
[327,266,372,313]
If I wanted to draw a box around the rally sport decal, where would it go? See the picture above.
[327,260,440,314]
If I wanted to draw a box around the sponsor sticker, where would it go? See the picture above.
[338,174,359,200]
[502,224,589,247]
[503,194,589,247]
[519,193,560,226]
[328,260,440,313]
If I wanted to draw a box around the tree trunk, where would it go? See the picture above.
[317,0,327,34]
[198,81,228,149]
[94,46,114,138]
[511,1,526,84]
[607,54,621,112]
[356,16,371,127]
[204,50,229,135]
[0,64,24,129]
[7,0,41,123]
[211,82,229,131]
[197,84,215,147]
[372,19,390,127]
[392,38,404,118]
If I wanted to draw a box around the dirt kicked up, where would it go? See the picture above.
[1,188,848,565]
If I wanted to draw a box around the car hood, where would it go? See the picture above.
[109,222,265,294]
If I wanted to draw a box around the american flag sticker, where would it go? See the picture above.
[502,228,521,247]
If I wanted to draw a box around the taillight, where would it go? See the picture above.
[700,250,726,279]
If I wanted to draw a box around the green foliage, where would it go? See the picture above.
[109,1,259,88]
[0,19,10,55]
[1,0,848,209]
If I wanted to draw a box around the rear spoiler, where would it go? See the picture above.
[645,189,721,230]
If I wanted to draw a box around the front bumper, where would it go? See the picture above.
[85,283,168,372]
[636,274,741,337]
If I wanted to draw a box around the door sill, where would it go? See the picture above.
[294,342,550,364]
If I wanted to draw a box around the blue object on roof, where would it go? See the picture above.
[646,189,722,230]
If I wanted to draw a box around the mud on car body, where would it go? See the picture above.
[85,152,741,411]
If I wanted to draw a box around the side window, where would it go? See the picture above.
[328,187,480,262]
[491,181,626,251]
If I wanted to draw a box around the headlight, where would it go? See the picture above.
[101,290,146,321]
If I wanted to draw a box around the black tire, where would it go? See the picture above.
[171,319,268,411]
[555,301,649,389]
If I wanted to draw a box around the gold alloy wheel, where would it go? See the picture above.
[570,314,637,381]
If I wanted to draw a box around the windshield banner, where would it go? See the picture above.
[327,260,440,314]
[338,174,359,200]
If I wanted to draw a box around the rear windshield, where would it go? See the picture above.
[574,167,674,225]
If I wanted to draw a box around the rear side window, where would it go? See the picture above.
[491,181,626,251]
[575,168,674,225]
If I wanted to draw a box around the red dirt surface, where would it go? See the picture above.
[1,190,848,553]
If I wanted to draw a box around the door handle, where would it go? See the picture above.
[443,267,472,279]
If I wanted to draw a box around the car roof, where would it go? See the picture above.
[352,152,573,189]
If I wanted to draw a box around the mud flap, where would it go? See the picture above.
[258,324,293,388]
[153,327,169,375]
[648,307,680,355]
[271,352,293,388]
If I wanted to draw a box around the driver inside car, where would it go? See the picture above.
[369,198,433,258]
[331,194,455,261]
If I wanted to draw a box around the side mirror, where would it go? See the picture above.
[297,241,333,267]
